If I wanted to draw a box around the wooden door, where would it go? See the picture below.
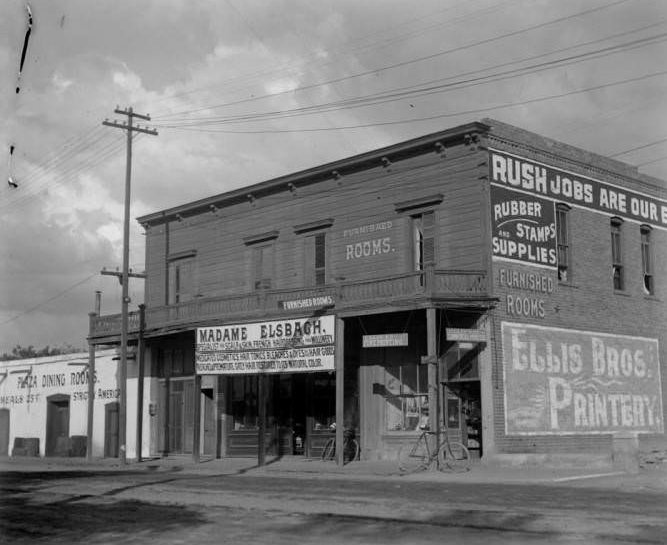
[202,389,215,456]
[0,409,9,456]
[104,402,119,458]
[46,395,70,457]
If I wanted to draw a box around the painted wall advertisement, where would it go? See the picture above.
[490,149,667,230]
[196,316,335,375]
[491,184,557,269]
[502,322,663,435]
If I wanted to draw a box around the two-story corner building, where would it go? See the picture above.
[88,118,666,468]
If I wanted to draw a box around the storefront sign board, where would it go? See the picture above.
[196,316,335,375]
[445,328,486,343]
[362,333,409,348]
[502,322,663,435]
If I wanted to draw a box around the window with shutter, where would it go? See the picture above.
[168,257,196,304]
[641,225,653,294]
[412,211,435,271]
[611,218,624,291]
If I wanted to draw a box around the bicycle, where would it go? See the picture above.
[397,428,470,473]
[321,426,360,463]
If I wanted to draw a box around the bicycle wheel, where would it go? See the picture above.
[438,440,471,472]
[397,438,429,473]
[321,438,336,461]
[344,438,360,463]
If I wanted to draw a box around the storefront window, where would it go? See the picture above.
[312,375,335,430]
[443,343,479,380]
[231,376,258,430]
[384,364,428,431]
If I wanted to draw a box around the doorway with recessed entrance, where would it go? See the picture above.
[45,394,70,457]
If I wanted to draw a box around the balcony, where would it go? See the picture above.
[89,269,490,342]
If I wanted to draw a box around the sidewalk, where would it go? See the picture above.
[2,454,667,492]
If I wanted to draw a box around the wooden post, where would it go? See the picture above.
[86,312,96,461]
[257,374,266,466]
[426,308,439,461]
[192,373,201,463]
[335,317,345,467]
[136,304,145,462]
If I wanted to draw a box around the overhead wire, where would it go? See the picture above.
[154,69,667,134]
[153,30,667,128]
[154,0,631,120]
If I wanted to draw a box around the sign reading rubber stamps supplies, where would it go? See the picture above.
[196,316,335,375]
[501,322,663,435]
[491,184,557,269]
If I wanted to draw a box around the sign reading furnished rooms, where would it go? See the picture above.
[502,322,663,435]
[195,316,335,375]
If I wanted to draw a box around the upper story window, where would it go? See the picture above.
[412,211,435,271]
[294,218,333,288]
[307,232,326,286]
[253,243,275,290]
[641,225,653,295]
[168,254,196,304]
[556,204,571,282]
[244,230,279,291]
[611,217,624,291]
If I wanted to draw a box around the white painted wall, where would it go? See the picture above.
[0,349,132,458]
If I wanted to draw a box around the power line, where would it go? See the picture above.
[154,0,631,120]
[0,273,98,326]
[156,69,667,134]
[610,136,667,157]
[153,31,667,128]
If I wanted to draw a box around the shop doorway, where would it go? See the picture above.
[201,388,216,457]
[104,402,119,458]
[45,394,70,457]
[227,373,332,457]
[443,383,482,456]
[0,409,9,456]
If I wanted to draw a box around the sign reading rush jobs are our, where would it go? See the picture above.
[195,316,335,375]
[489,149,667,269]
[502,322,663,435]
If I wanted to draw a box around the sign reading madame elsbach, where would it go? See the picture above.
[196,316,335,375]
[502,322,663,435]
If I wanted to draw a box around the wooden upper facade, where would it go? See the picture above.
[89,118,667,343]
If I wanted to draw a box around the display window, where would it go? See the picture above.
[231,376,258,430]
[384,364,428,431]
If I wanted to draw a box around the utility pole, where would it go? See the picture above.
[103,107,157,464]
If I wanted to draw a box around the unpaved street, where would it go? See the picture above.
[1,465,666,544]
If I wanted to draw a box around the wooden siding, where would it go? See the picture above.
[143,143,486,308]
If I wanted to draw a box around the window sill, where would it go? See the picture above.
[557,281,578,289]
[613,289,631,297]
[644,294,661,302]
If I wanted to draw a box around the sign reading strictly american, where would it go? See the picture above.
[502,322,663,435]
[196,316,335,375]
[491,184,557,268]
[490,150,667,230]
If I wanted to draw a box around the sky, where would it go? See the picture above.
[1,0,666,354]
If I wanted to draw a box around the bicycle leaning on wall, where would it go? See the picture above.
[321,424,360,463]
[397,427,471,473]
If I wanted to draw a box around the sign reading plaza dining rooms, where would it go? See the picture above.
[502,322,663,435]
[195,316,335,375]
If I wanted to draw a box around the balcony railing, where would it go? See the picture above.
[89,269,488,341]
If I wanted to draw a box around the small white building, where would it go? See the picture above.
[0,349,147,459]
